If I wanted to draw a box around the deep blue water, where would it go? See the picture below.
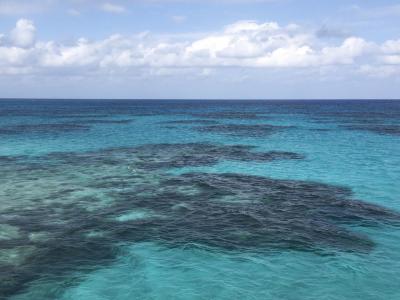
[0,100,400,299]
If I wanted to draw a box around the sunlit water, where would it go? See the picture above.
[1,100,400,300]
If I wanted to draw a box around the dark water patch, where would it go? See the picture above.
[130,143,304,170]
[39,143,304,171]
[319,111,400,120]
[0,156,19,163]
[309,128,333,132]
[309,110,400,129]
[191,112,266,120]
[1,144,400,298]
[340,124,400,136]
[153,172,398,250]
[158,119,218,125]
[0,101,187,119]
[71,119,135,125]
[195,124,294,137]
[0,123,90,136]
[53,114,111,119]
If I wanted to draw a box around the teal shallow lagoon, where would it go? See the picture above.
[1,100,400,299]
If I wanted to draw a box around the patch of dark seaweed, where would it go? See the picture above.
[1,146,400,298]
[155,172,398,249]
[131,143,304,170]
[0,156,19,163]
[307,127,334,132]
[53,114,111,119]
[191,112,266,120]
[340,124,400,136]
[38,143,303,171]
[158,119,218,125]
[0,123,90,136]
[309,110,400,127]
[319,111,400,120]
[71,119,134,125]
[195,124,294,137]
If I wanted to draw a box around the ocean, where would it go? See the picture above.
[0,99,399,300]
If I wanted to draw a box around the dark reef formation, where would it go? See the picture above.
[158,120,218,125]
[340,124,400,136]
[195,124,295,137]
[0,142,399,298]
[129,143,304,170]
[0,119,134,136]
[308,110,400,137]
[0,123,91,135]
[191,112,267,120]
[71,119,135,125]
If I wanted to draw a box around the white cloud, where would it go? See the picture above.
[0,46,30,66]
[10,19,36,48]
[320,37,371,65]
[0,18,397,77]
[382,39,400,54]
[100,3,127,14]
[377,39,400,65]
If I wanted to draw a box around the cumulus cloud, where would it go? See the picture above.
[0,18,396,77]
[183,21,368,68]
[380,39,400,64]
[10,19,36,48]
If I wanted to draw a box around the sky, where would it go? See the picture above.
[0,0,399,99]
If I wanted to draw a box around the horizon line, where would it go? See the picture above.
[0,98,399,101]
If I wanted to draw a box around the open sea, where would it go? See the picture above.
[0,99,400,300]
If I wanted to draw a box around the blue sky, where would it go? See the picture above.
[0,0,399,99]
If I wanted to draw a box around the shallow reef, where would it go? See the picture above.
[195,124,295,137]
[191,112,267,120]
[308,110,400,136]
[70,119,135,125]
[129,143,304,170]
[0,119,135,136]
[159,119,219,125]
[0,123,91,135]
[0,142,399,298]
[340,124,400,136]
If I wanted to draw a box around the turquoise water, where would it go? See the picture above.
[1,100,400,299]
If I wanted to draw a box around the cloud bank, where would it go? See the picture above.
[0,19,399,78]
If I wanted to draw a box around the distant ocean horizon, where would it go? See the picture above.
[1,99,400,299]
[5,98,399,102]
